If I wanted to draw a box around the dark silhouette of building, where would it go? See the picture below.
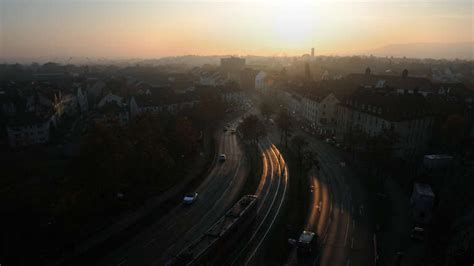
[220,57,246,74]
[402,69,409,78]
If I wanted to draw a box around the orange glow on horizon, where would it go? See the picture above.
[1,1,472,59]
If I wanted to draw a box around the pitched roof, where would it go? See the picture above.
[134,88,198,107]
[340,89,434,121]
[345,73,433,91]
[98,101,127,114]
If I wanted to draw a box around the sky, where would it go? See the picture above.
[0,0,472,60]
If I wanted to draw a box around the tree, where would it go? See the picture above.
[440,114,465,153]
[365,67,371,75]
[291,135,308,165]
[276,109,292,147]
[402,68,408,78]
[259,97,275,120]
[173,116,199,158]
[238,114,266,144]
[302,150,319,171]
[238,114,266,156]
[195,86,226,128]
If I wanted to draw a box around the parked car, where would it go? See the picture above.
[183,192,198,204]
[325,138,334,144]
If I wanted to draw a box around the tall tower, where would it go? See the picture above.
[311,48,314,57]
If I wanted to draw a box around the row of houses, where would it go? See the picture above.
[92,80,246,127]
[191,57,276,92]
[1,80,89,147]
[275,70,473,158]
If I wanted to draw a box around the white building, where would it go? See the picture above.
[255,71,267,90]
[336,91,435,158]
[277,85,341,135]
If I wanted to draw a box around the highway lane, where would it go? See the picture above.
[309,136,373,266]
[248,97,371,266]
[279,127,372,266]
[229,138,289,266]
[317,160,351,266]
[323,143,372,266]
[96,117,248,266]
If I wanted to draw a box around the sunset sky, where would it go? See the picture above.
[1,0,472,59]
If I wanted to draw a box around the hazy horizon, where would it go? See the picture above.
[1,0,473,61]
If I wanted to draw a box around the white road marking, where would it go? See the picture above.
[344,216,350,247]
[117,258,127,266]
[144,238,155,248]
[246,145,288,263]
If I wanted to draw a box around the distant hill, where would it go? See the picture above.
[365,42,473,60]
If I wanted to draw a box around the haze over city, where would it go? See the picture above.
[1,0,473,61]
[0,1,473,266]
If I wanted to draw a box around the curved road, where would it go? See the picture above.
[299,133,374,266]
[96,117,248,266]
[229,138,289,265]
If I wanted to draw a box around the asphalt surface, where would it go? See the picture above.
[95,117,248,266]
[230,138,289,265]
[290,129,374,266]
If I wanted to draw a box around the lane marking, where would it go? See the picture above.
[117,258,127,266]
[144,238,155,248]
[245,143,289,265]
[232,142,281,265]
[257,147,274,213]
[344,216,350,247]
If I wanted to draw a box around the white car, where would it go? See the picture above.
[219,154,226,162]
[183,192,198,204]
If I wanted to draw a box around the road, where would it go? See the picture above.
[228,137,289,265]
[269,126,373,266]
[95,117,248,266]
[291,129,374,266]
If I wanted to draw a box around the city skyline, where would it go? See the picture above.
[1,0,473,60]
